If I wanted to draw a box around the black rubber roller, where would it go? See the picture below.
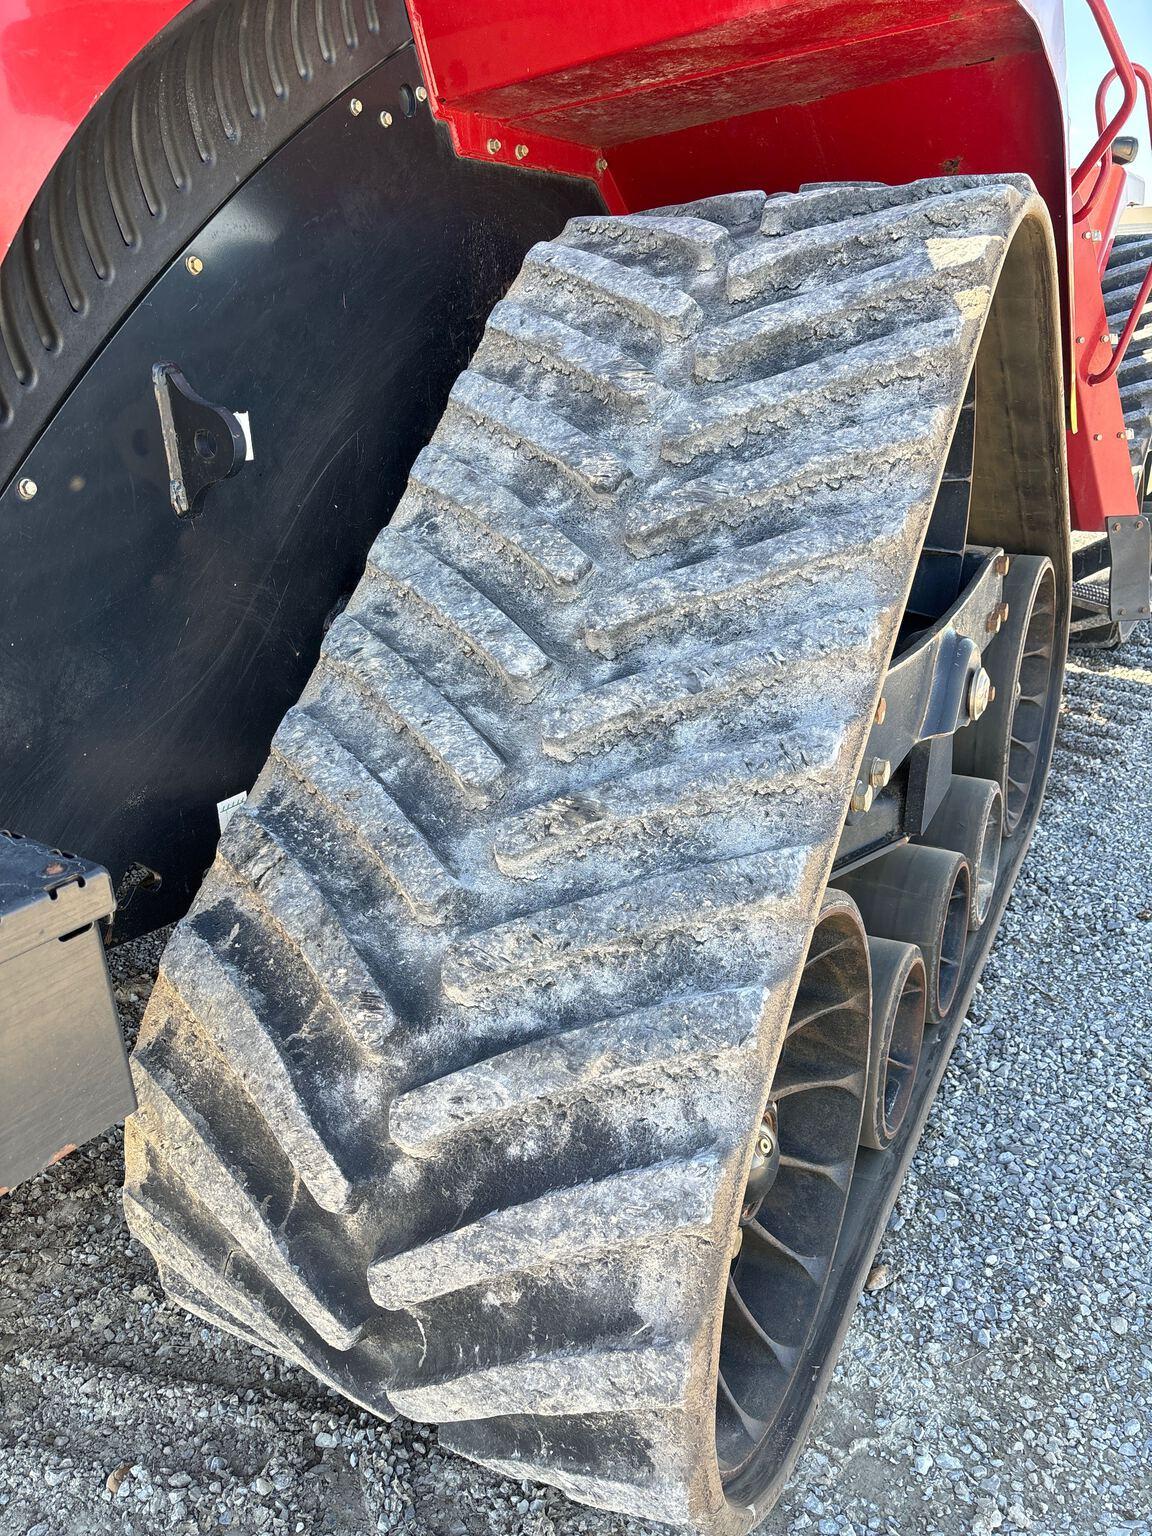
[835,845,970,1024]
[922,775,1003,929]
[953,556,1057,835]
[860,937,926,1151]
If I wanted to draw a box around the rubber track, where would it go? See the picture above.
[1103,231,1152,484]
[125,176,1042,1532]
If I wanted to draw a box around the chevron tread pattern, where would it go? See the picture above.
[125,176,1039,1532]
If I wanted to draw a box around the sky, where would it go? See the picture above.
[1065,0,1152,186]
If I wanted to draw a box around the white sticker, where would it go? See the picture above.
[235,410,255,462]
[216,790,248,833]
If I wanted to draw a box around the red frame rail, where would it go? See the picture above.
[1087,62,1152,386]
[1066,0,1151,531]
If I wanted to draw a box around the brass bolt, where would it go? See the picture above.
[185,254,204,276]
[349,97,363,116]
[868,757,892,789]
[379,110,393,127]
[415,85,428,103]
[995,553,1011,577]
[514,143,529,160]
[16,476,37,501]
[850,781,874,814]
[874,696,888,726]
[986,601,1009,634]
[486,137,502,154]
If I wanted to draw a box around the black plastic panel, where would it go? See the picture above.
[0,56,600,937]
[0,0,415,491]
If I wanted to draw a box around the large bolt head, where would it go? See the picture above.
[968,665,993,722]
[850,780,874,814]
[868,756,892,789]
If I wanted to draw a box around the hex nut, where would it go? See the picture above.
[850,781,875,814]
[415,86,428,103]
[986,601,1009,634]
[380,110,393,127]
[349,97,363,116]
[868,757,892,789]
[16,477,37,501]
[514,144,529,160]
[185,255,204,276]
[487,137,502,154]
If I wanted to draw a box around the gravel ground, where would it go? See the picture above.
[1,633,1150,1536]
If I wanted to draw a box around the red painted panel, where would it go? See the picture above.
[411,0,1034,123]
[0,0,189,259]
[0,0,1145,536]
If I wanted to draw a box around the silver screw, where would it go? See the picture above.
[185,255,204,276]
[868,757,892,789]
[349,97,363,116]
[16,477,37,501]
[415,85,427,103]
[851,781,874,814]
[757,1131,774,1157]
[379,110,393,127]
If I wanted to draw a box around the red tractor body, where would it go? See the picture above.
[0,8,1148,1524]
[2,1,1147,534]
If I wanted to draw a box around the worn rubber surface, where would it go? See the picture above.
[125,176,1045,1532]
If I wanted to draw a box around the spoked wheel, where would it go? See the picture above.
[860,938,926,1152]
[954,558,1059,835]
[716,894,871,1502]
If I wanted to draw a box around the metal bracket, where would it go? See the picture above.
[1106,514,1152,621]
[152,362,247,515]
[854,549,1006,829]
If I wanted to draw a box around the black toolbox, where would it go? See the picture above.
[0,830,134,1191]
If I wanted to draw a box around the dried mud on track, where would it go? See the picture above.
[1,635,1150,1536]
